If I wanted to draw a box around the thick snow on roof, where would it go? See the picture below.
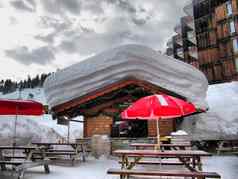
[44,44,208,110]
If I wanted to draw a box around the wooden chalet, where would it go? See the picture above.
[43,44,208,138]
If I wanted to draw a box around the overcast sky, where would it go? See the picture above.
[0,0,190,81]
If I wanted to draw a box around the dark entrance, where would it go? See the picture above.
[126,120,148,138]
[111,120,148,138]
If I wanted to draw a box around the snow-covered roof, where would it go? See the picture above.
[44,44,208,110]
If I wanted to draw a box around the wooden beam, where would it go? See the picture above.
[80,95,133,116]
[52,77,185,115]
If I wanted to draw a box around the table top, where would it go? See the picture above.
[0,146,39,150]
[32,142,83,146]
[130,143,191,147]
[113,149,211,157]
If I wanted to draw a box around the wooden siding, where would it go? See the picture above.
[147,120,175,137]
[215,3,227,22]
[84,115,113,137]
[198,48,219,65]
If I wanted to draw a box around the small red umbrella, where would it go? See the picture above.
[121,94,197,149]
[0,99,44,145]
[0,99,44,116]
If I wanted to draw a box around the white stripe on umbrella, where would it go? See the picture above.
[156,95,168,106]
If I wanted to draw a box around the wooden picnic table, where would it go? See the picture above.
[0,145,50,179]
[32,142,87,163]
[113,149,211,172]
[130,143,191,150]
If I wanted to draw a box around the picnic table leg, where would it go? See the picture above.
[44,164,50,173]
[0,150,6,171]
[197,156,203,171]
[17,170,25,179]
[192,156,196,169]
[119,156,128,179]
[41,148,50,173]
[121,155,126,169]
[80,144,86,162]
[128,157,141,170]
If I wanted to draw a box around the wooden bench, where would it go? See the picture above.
[32,151,79,166]
[3,155,57,161]
[125,154,192,159]
[48,149,91,153]
[119,160,191,166]
[32,142,88,163]
[107,168,221,179]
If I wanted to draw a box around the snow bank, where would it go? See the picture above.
[0,88,47,104]
[180,82,238,140]
[0,116,61,145]
[171,130,188,136]
[44,44,208,110]
[0,115,84,145]
[0,88,84,144]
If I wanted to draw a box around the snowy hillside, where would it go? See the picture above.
[0,88,47,104]
[0,88,83,144]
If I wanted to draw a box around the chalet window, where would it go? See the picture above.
[233,38,238,53]
[229,20,236,34]
[226,2,233,16]
[235,58,238,72]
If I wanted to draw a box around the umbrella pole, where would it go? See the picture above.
[156,120,160,150]
[12,112,18,158]
[67,121,70,143]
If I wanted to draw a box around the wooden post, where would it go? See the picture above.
[67,120,70,143]
[154,120,160,150]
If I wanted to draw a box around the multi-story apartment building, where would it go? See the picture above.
[166,0,238,84]
[166,3,199,68]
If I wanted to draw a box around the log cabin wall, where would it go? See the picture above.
[148,120,175,137]
[84,114,113,137]
[81,82,179,138]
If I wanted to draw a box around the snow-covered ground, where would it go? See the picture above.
[0,156,237,179]
[203,155,238,179]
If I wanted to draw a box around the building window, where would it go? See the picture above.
[226,2,233,16]
[233,38,238,53]
[235,58,238,72]
[229,20,236,34]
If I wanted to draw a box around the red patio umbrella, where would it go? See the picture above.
[0,99,44,145]
[121,94,197,149]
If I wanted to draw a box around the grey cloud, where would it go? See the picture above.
[10,0,35,12]
[83,0,104,15]
[5,46,55,65]
[35,33,55,44]
[26,0,36,7]
[36,16,73,44]
[35,0,190,58]
[107,0,136,13]
[41,0,81,15]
